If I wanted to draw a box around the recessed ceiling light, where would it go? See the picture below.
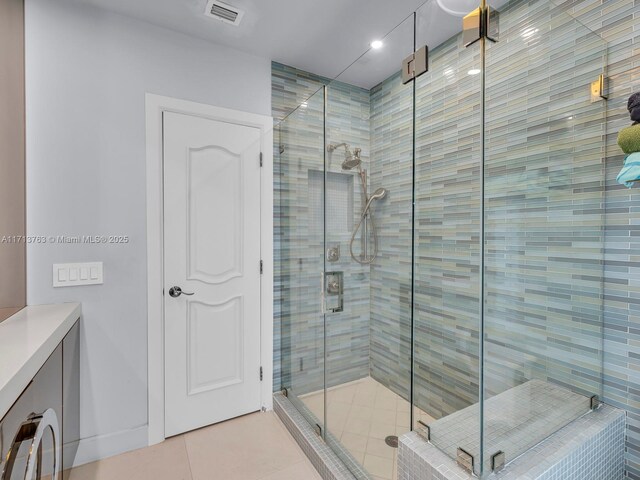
[370,40,384,50]
[468,69,481,76]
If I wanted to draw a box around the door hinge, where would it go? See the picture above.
[401,45,429,84]
[591,74,608,102]
[259,152,263,167]
[260,260,263,274]
[260,366,263,381]
[463,5,500,47]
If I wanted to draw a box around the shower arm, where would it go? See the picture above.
[327,142,349,153]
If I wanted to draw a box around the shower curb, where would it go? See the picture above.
[273,393,368,480]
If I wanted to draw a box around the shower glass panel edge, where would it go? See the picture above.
[278,87,327,439]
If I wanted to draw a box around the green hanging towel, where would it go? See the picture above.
[618,124,640,154]
[617,152,640,188]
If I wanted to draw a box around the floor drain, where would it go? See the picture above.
[385,435,399,448]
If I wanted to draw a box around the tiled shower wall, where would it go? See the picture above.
[273,0,640,476]
[370,0,609,417]
[573,0,640,478]
[272,63,372,394]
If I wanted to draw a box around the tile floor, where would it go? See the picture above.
[67,411,322,480]
[300,377,435,480]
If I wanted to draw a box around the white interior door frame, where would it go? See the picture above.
[145,94,273,445]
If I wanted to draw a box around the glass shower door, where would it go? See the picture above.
[278,87,327,436]
[482,0,608,474]
[322,14,416,480]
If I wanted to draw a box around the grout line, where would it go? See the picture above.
[180,434,196,480]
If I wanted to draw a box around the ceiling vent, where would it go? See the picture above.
[204,1,244,26]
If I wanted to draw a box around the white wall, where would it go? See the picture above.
[25,0,271,465]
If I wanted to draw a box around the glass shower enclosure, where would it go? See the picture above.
[276,0,608,478]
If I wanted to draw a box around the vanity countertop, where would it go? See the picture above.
[0,303,81,419]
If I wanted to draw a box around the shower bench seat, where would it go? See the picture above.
[399,379,624,479]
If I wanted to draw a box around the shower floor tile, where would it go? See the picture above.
[300,377,435,480]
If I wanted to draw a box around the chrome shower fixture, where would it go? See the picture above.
[327,143,362,170]
[326,142,387,265]
[363,188,388,212]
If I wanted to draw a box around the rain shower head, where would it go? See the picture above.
[341,147,362,170]
[328,143,363,170]
[342,156,362,170]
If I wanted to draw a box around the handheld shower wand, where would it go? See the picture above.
[349,188,387,265]
[327,143,388,264]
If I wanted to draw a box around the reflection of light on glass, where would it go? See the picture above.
[567,116,573,120]
[522,27,539,39]
[300,102,308,108]
[370,40,383,50]
[436,0,477,17]
[468,69,481,76]
[444,68,454,77]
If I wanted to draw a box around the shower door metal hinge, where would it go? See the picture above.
[591,74,608,102]
[314,423,322,437]
[402,45,429,84]
[259,152,263,167]
[260,260,263,274]
[463,5,500,47]
[491,451,506,473]
[281,387,288,397]
[259,366,263,381]
[456,447,475,475]
[416,420,431,442]
[590,395,602,410]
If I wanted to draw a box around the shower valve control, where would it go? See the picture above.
[326,245,340,262]
[321,271,344,313]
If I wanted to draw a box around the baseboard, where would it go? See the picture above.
[72,425,149,467]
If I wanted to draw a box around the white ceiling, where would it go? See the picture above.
[74,0,508,89]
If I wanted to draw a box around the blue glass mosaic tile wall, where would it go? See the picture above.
[273,0,640,476]
[273,63,372,395]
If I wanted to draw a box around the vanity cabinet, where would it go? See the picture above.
[0,321,79,479]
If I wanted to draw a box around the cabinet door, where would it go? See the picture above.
[0,346,62,479]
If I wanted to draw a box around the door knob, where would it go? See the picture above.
[169,286,195,298]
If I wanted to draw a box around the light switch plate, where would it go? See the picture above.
[53,262,103,287]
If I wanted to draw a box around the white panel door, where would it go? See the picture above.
[163,111,262,437]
